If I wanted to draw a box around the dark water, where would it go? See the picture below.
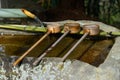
[0,33,114,66]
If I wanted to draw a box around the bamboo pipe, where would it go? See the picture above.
[100,31,120,36]
[21,9,44,26]
[0,9,44,26]
[0,23,119,36]
[0,9,37,18]
[21,9,36,19]
[13,23,61,66]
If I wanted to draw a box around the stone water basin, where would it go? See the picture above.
[0,30,113,67]
[0,20,119,80]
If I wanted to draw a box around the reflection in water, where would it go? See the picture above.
[0,44,5,53]
[0,33,114,67]
[0,33,114,79]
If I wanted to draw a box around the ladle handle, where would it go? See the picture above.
[13,31,51,66]
[62,32,89,61]
[33,31,70,66]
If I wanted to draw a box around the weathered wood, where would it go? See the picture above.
[46,35,76,57]
[0,30,114,67]
[80,40,113,66]
[65,40,95,59]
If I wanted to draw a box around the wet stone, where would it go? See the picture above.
[0,20,120,80]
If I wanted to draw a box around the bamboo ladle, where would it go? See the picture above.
[33,23,81,66]
[13,23,61,66]
[62,24,100,61]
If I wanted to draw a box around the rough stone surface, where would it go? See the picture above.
[44,20,120,80]
[0,20,120,80]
